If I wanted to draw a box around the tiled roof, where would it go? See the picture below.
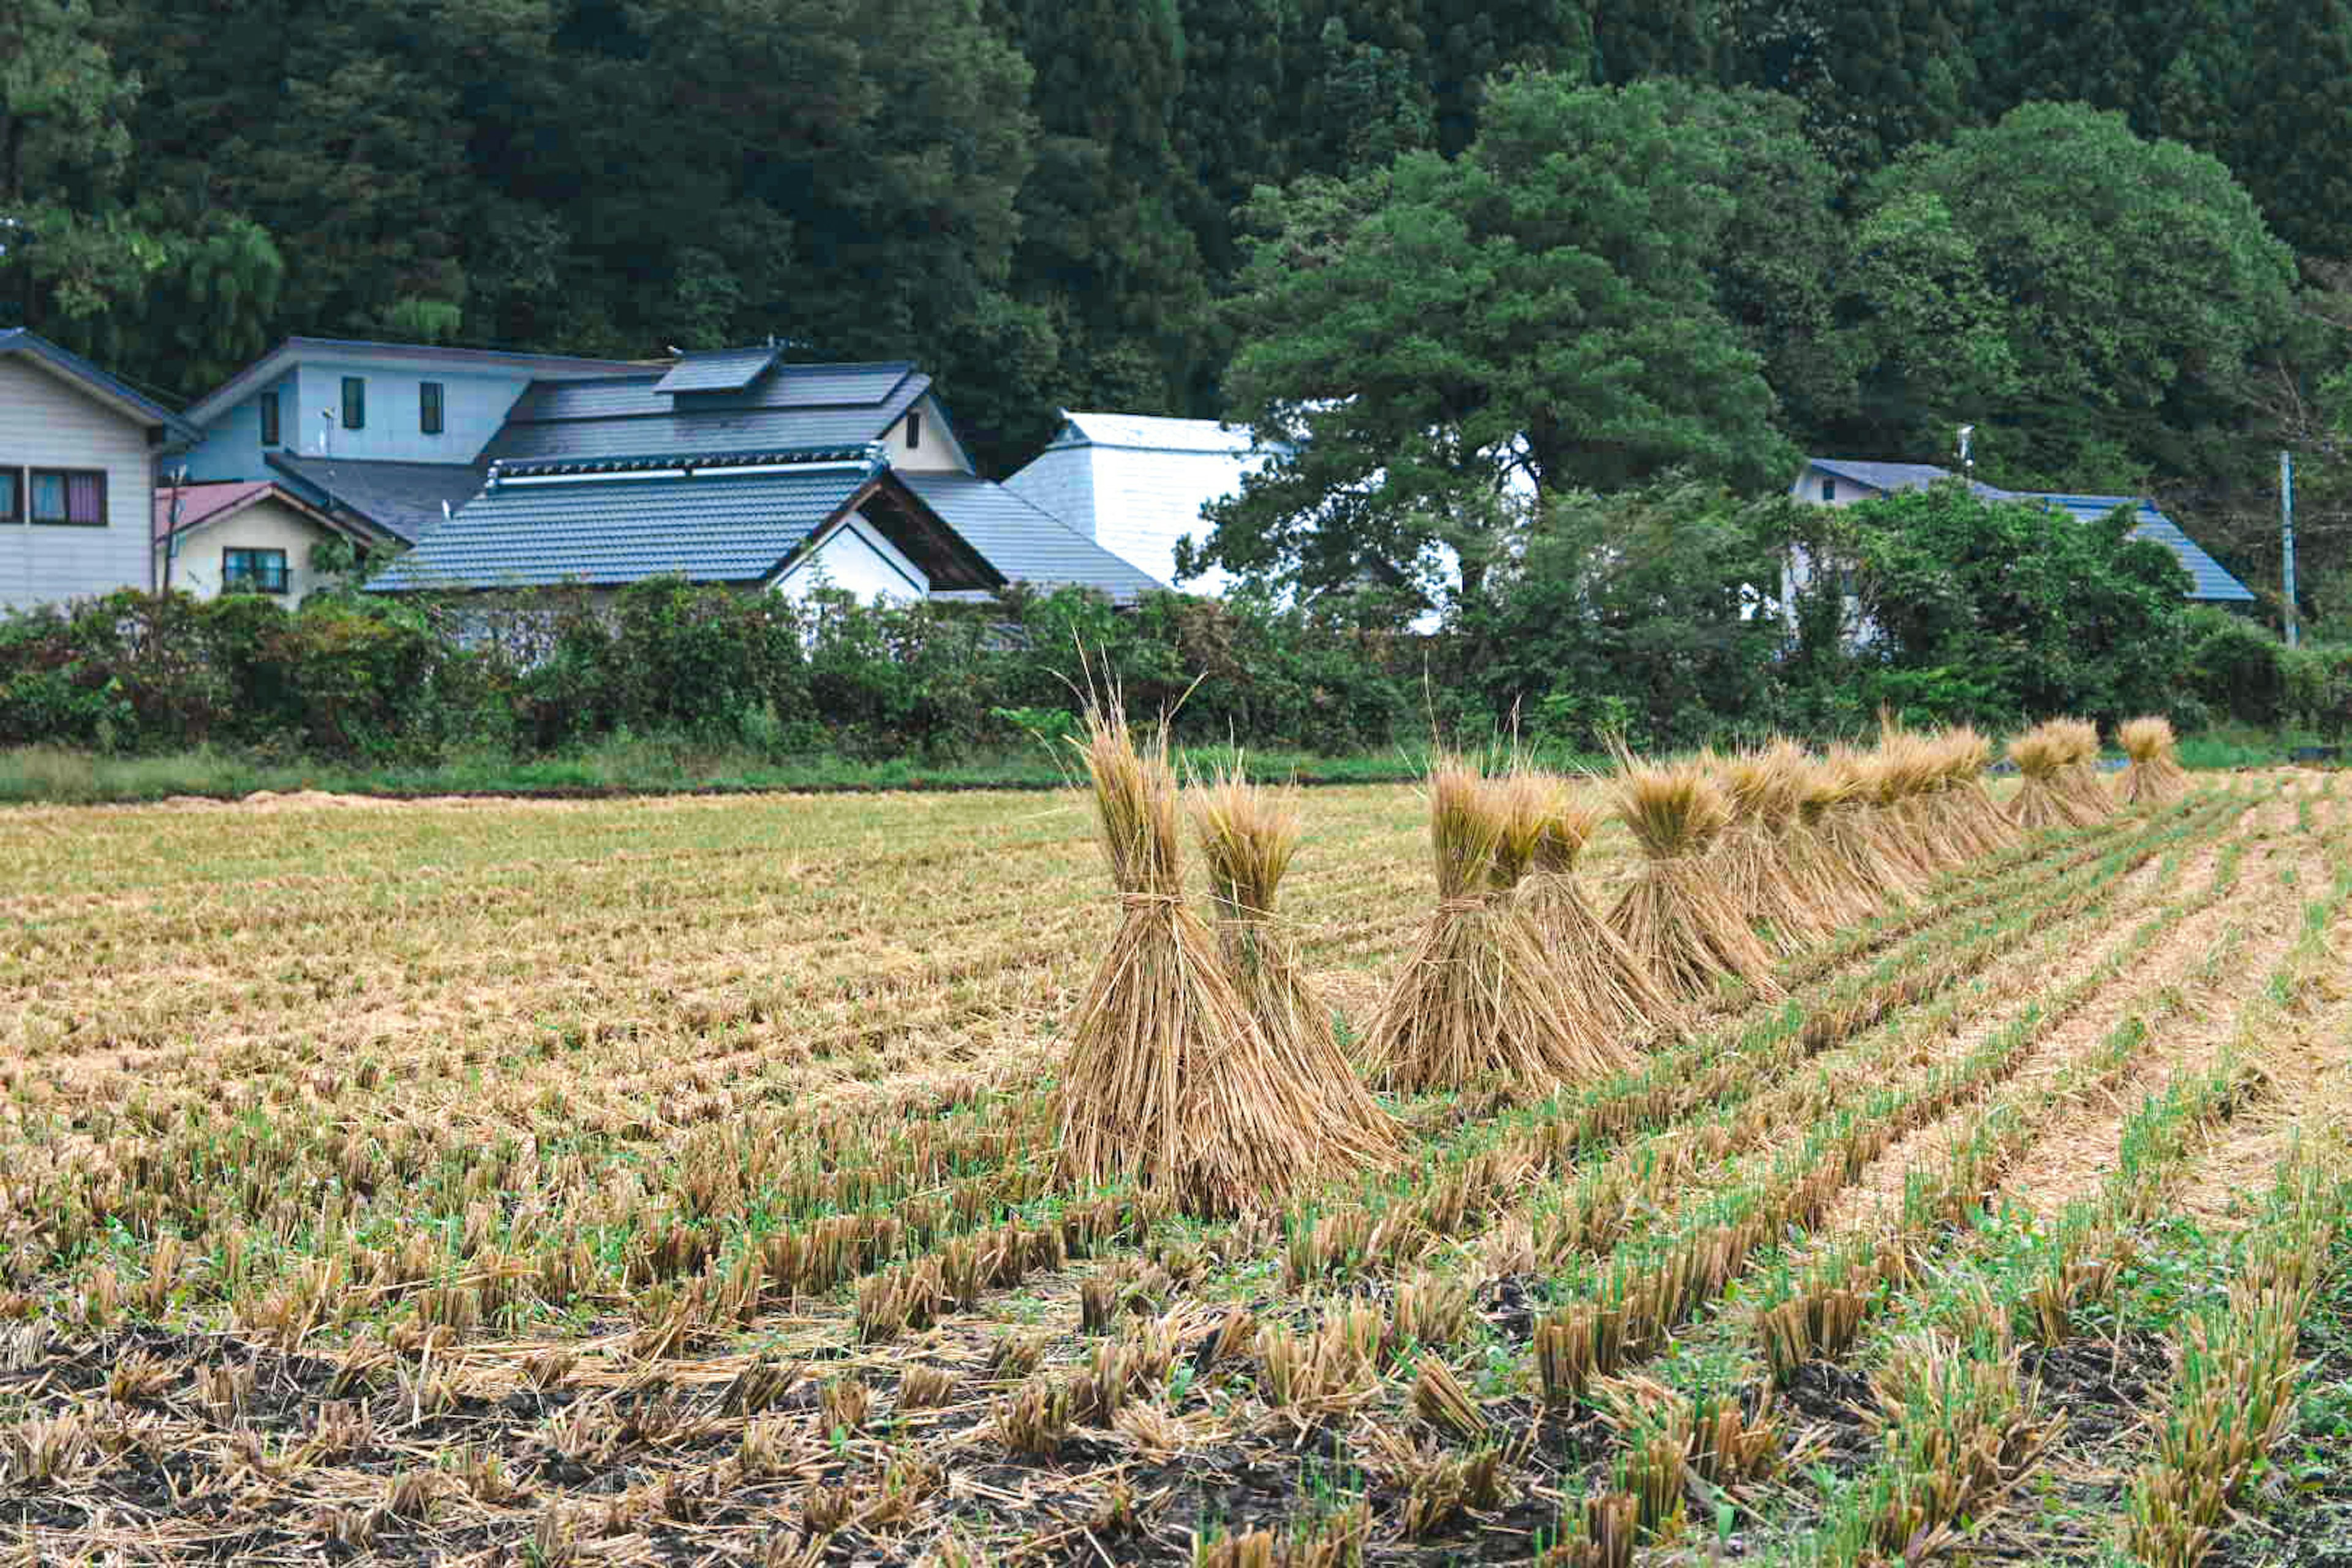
[484,363,927,464]
[1796,457,2255,604]
[368,452,892,591]
[652,347,784,394]
[1056,411,1262,454]
[0,328,200,440]
[267,454,488,544]
[898,473,1167,603]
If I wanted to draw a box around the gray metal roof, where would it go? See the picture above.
[267,453,489,544]
[1798,456,2255,604]
[484,363,928,464]
[0,328,200,440]
[899,473,1168,603]
[652,347,783,394]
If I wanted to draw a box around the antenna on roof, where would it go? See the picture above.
[442,500,453,522]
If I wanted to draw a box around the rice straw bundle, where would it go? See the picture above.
[1933,726,2017,856]
[1716,748,1827,954]
[1056,707,1395,1215]
[1513,771,1681,1043]
[2115,715,2188,806]
[1606,754,1786,1006]
[2052,717,2113,820]
[1191,767,1396,1145]
[1362,761,1634,1095]
[1777,746,1883,930]
[1876,730,1972,873]
[2007,720,2101,831]
[1819,746,1926,902]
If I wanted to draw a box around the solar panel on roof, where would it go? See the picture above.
[652,347,784,394]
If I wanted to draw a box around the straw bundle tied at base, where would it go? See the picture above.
[1362,761,1634,1095]
[1936,727,2017,856]
[1819,747,1925,903]
[1776,745,1882,931]
[2052,716,2114,820]
[1512,771,1681,1045]
[2008,719,2104,831]
[1056,707,1393,1216]
[1607,755,1786,1007]
[2116,715,2188,807]
[1190,764,1398,1145]
[1715,748,1828,956]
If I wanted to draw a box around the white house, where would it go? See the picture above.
[0,330,198,611]
[1004,411,1276,595]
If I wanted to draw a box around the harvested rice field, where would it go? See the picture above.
[4,762,2352,1567]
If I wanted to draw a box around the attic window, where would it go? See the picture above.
[1819,477,1834,502]
[260,391,281,448]
[905,411,922,450]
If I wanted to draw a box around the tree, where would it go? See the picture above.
[1200,75,1796,613]
[1839,102,2297,488]
[1834,480,2192,723]
[1459,478,1795,750]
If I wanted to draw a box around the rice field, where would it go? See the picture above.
[3,763,2351,1566]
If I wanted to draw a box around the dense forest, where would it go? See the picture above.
[6,0,2352,617]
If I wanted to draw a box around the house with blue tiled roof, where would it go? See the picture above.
[1789,456,2256,612]
[174,337,1164,603]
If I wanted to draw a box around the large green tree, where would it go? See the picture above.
[1838,102,2297,488]
[1199,75,1798,612]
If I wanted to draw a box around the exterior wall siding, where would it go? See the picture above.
[770,510,930,603]
[0,356,155,611]
[880,396,970,474]
[179,371,297,482]
[183,360,538,483]
[158,499,345,602]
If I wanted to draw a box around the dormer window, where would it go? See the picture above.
[906,411,922,450]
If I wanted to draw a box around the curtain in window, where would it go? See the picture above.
[29,473,65,521]
[67,473,104,524]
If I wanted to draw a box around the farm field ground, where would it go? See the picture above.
[3,772,2351,1566]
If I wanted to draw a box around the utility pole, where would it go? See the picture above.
[2282,449,2300,649]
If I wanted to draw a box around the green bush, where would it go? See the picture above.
[2179,605,2287,729]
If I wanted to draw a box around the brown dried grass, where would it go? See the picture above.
[1777,744,1883,930]
[1715,747,1830,955]
[2117,715,2188,807]
[1362,761,1636,1095]
[1605,754,1785,1006]
[1055,706,1396,1215]
[1819,747,1926,902]
[2009,719,2106,831]
[1513,771,1681,1046]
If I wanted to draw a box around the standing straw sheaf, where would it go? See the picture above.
[1935,726,2018,856]
[2052,717,2114,821]
[1513,771,1681,1045]
[2008,720,2104,831]
[1191,766,1398,1144]
[1778,746,1883,931]
[1362,762,1634,1096]
[1606,755,1786,1006]
[1056,707,1393,1215]
[1819,747,1925,903]
[2116,715,2188,807]
[1716,748,1828,956]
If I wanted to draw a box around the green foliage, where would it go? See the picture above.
[1206,75,1799,610]
[1833,480,2193,724]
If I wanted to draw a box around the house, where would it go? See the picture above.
[0,330,200,612]
[1788,457,2257,609]
[365,348,1161,602]
[175,337,650,548]
[1004,411,1276,595]
[153,480,388,601]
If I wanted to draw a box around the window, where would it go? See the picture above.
[260,391,281,448]
[905,411,921,450]
[0,469,20,524]
[222,548,290,594]
[1819,477,1835,502]
[29,469,105,526]
[342,376,366,430]
[420,380,445,435]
